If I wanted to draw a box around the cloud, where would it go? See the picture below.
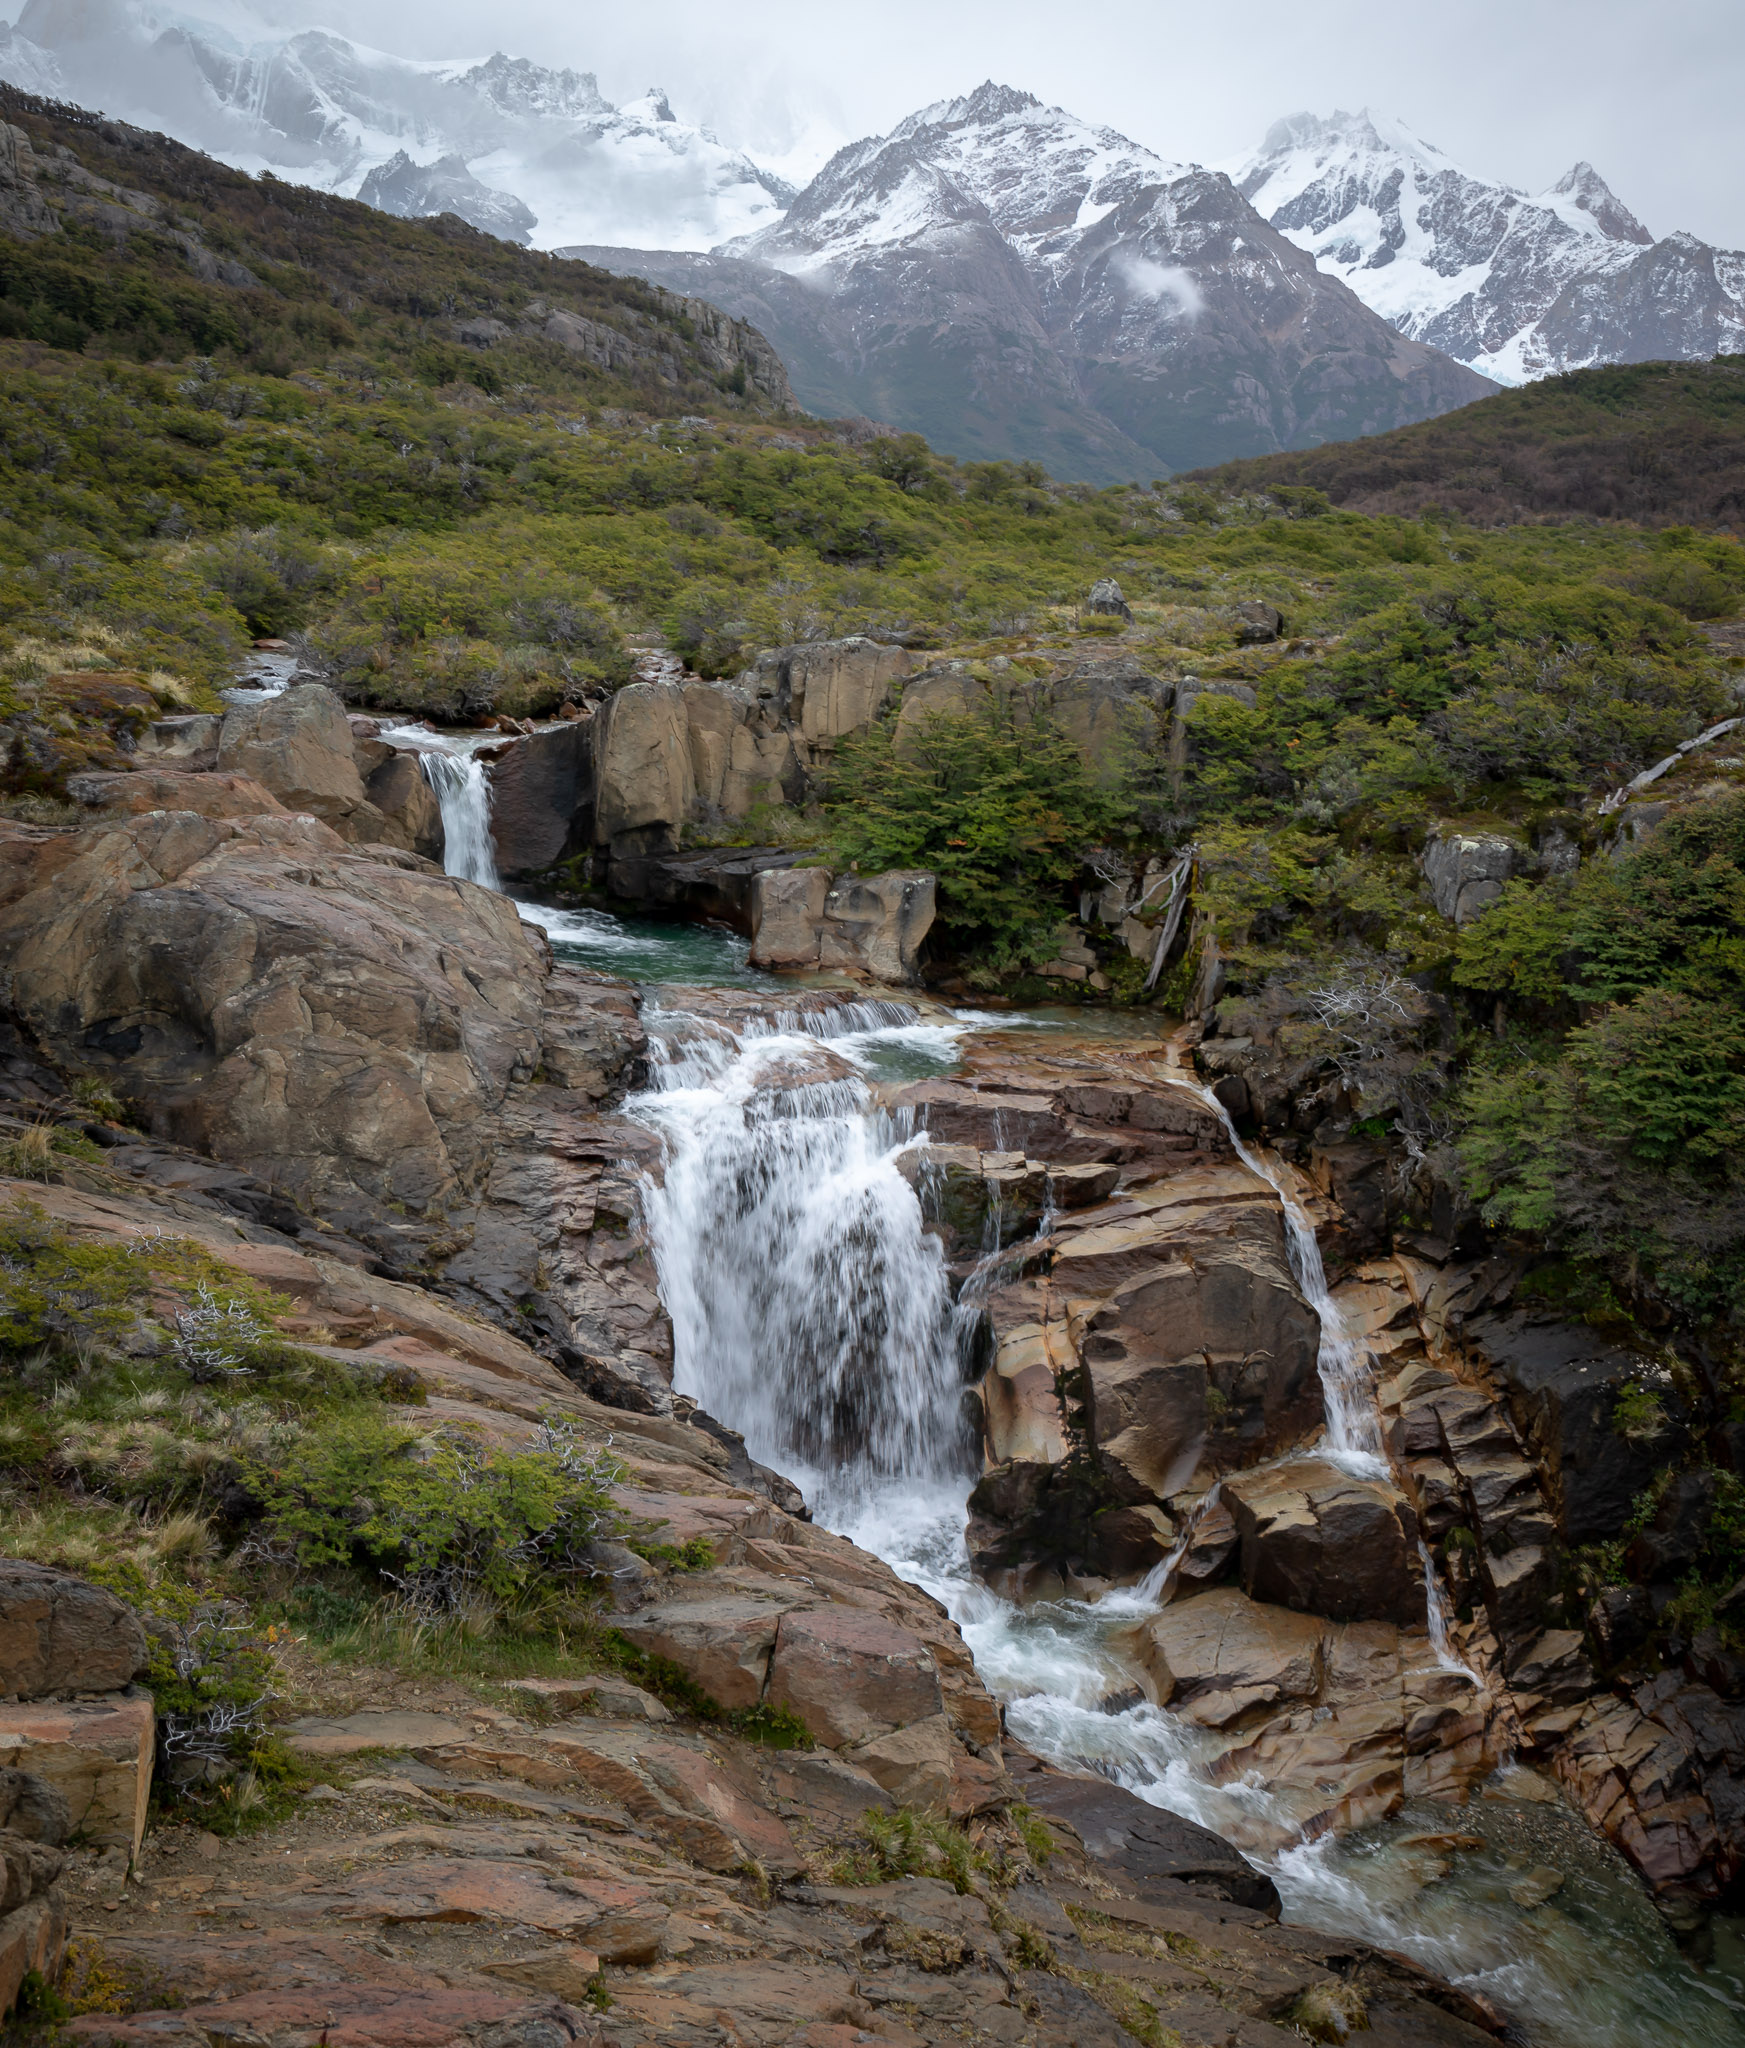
[1112,252,1203,319]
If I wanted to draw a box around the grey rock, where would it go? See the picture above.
[1086,578,1133,621]
[0,1559,148,1698]
[1421,829,1522,923]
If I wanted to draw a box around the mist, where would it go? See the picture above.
[203,0,1745,247]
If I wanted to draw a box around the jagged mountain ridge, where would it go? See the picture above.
[0,0,793,248]
[1233,109,1745,382]
[574,83,1492,484]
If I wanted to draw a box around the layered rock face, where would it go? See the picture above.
[943,1025,1745,1906]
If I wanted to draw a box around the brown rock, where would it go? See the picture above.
[845,1713,956,1809]
[766,1607,944,1747]
[0,1559,148,1697]
[65,769,287,820]
[482,723,588,875]
[612,1594,794,1710]
[216,684,370,826]
[817,872,936,985]
[0,1693,154,1859]
[359,752,445,862]
[1225,1457,1422,1623]
[0,1895,66,2020]
[1128,1586,1327,1727]
[748,864,829,969]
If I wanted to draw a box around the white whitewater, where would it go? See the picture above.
[416,747,500,889]
[630,1001,1743,2047]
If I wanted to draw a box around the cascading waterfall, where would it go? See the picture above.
[416,747,500,889]
[1157,1067,1384,1472]
[634,1002,974,1523]
[630,1005,1744,2045]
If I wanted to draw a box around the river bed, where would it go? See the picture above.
[401,711,1745,2047]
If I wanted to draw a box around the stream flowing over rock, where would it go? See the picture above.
[0,672,1740,2044]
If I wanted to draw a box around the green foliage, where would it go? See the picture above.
[627,1533,716,1572]
[726,1701,815,1750]
[246,1413,626,1617]
[832,1807,992,1894]
[826,694,1127,964]
[1612,1383,1671,1441]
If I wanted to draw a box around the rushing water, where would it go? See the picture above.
[626,996,1745,2048]
[353,698,1743,2044]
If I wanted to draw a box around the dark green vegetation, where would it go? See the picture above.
[1189,357,1745,531]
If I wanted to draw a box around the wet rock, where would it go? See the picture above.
[1225,1457,1422,1624]
[1080,1206,1322,1503]
[1466,1311,1678,1547]
[360,751,444,861]
[480,722,589,874]
[0,1559,148,1696]
[1420,829,1522,924]
[1006,1750,1281,1914]
[1127,1586,1327,1727]
[766,1607,944,1747]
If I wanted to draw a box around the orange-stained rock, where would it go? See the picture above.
[0,1694,153,1861]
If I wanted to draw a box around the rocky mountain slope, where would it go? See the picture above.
[1233,110,1745,384]
[574,84,1493,482]
[0,0,791,250]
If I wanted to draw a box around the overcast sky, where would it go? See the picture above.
[237,0,1745,245]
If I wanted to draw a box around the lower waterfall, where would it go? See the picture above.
[630,996,1744,2048]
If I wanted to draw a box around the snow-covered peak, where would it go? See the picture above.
[1232,107,1665,381]
[1549,161,1652,244]
[736,80,1189,270]
[0,0,793,250]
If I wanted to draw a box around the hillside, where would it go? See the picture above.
[1186,356,1745,529]
[0,83,791,411]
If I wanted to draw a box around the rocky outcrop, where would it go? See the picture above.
[1224,1457,1422,1624]
[0,1561,147,1696]
[1421,828,1523,923]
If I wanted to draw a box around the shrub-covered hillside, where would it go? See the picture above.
[1185,356,1745,529]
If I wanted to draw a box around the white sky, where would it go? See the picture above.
[28,0,1745,246]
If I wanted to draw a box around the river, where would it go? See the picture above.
[397,714,1745,2047]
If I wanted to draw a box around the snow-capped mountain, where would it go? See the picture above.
[1234,111,1745,382]
[0,0,793,249]
[573,84,1491,481]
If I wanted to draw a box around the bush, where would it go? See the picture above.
[825,693,1127,965]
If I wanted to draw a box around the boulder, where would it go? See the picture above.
[1085,578,1133,621]
[0,1895,65,2020]
[592,680,691,856]
[1421,830,1522,924]
[482,723,589,875]
[0,809,550,1215]
[353,752,444,861]
[817,872,935,984]
[216,684,370,828]
[1127,1586,1327,1728]
[1224,1458,1422,1623]
[0,1693,154,1860]
[0,1559,148,1696]
[845,1713,955,1809]
[748,866,830,969]
[1233,600,1284,644]
[766,1607,943,1748]
[611,1595,795,1711]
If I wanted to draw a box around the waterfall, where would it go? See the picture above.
[417,748,500,890]
[633,1003,974,1524]
[1160,1070,1385,1472]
